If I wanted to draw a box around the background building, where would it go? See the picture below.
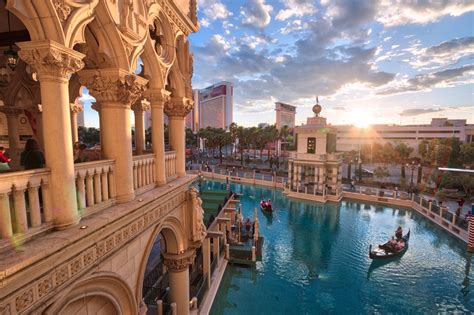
[275,102,296,129]
[334,118,474,155]
[198,81,233,130]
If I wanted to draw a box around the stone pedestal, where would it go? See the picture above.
[18,39,84,229]
[79,68,147,203]
[163,250,196,315]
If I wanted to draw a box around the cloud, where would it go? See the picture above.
[276,0,317,21]
[240,0,273,28]
[200,18,210,27]
[378,64,474,95]
[399,108,443,116]
[333,107,346,111]
[279,19,307,35]
[199,0,232,21]
[376,0,474,26]
[407,37,474,69]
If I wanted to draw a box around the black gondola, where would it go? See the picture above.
[260,200,273,215]
[369,230,410,260]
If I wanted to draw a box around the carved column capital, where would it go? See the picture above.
[70,103,83,113]
[131,98,151,113]
[17,40,85,82]
[143,89,170,109]
[163,249,195,272]
[79,68,148,106]
[0,106,23,117]
[164,96,193,118]
[91,102,101,113]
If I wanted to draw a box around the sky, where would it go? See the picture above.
[81,1,474,128]
[189,0,474,127]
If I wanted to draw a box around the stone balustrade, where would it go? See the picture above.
[74,160,116,217]
[0,168,53,248]
[133,154,156,194]
[165,151,177,179]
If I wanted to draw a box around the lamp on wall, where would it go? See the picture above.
[4,9,19,71]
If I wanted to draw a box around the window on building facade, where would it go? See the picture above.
[307,137,316,153]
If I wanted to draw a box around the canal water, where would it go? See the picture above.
[202,180,474,314]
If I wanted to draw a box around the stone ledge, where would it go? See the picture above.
[0,175,196,298]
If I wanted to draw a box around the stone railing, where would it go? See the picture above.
[0,168,53,249]
[165,151,177,179]
[74,159,116,217]
[133,154,156,195]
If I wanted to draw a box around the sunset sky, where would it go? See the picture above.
[189,0,473,127]
[80,1,474,128]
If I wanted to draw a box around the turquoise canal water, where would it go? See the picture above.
[202,180,474,314]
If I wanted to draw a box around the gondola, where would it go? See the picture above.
[369,230,410,260]
[260,200,273,215]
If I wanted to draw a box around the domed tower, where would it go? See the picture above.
[286,96,343,202]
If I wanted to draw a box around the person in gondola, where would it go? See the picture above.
[395,226,403,240]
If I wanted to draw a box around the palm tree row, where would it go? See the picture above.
[198,123,294,166]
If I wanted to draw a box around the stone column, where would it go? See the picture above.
[164,97,193,177]
[132,98,150,155]
[91,102,104,155]
[145,89,169,186]
[80,69,147,203]
[0,106,22,170]
[18,40,84,229]
[163,250,195,315]
[70,102,83,144]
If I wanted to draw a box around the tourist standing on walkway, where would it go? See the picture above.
[20,139,45,170]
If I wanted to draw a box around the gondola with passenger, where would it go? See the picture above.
[369,228,410,260]
[260,199,273,215]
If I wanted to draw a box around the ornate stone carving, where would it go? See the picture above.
[17,41,85,80]
[163,250,196,272]
[189,187,206,242]
[79,69,148,105]
[164,97,193,117]
[70,103,83,113]
[53,0,72,21]
[188,0,198,25]
[15,289,34,312]
[144,89,170,107]
[131,98,151,112]
[0,304,11,315]
[0,106,22,117]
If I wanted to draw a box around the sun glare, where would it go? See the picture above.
[349,111,374,128]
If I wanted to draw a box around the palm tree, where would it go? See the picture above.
[229,122,238,160]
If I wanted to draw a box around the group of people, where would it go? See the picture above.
[0,139,97,173]
[0,139,45,173]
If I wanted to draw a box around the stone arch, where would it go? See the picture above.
[135,215,188,304]
[44,272,137,315]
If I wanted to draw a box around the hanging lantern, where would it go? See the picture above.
[4,47,18,71]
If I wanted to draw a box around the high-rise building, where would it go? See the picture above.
[198,81,233,130]
[275,102,296,129]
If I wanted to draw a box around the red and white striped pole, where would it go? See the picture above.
[468,215,474,252]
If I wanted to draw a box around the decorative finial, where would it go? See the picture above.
[312,96,322,117]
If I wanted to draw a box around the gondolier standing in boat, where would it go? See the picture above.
[395,226,403,240]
